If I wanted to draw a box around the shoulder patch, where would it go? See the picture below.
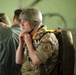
[42,43,51,52]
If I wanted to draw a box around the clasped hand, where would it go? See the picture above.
[19,32,32,46]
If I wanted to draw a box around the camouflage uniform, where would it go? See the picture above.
[21,29,59,75]
[18,8,59,75]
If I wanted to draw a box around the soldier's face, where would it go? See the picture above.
[20,20,32,33]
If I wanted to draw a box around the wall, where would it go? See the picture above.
[0,0,76,29]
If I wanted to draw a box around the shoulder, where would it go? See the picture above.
[35,31,59,62]
[39,32,59,54]
[0,27,12,33]
[11,25,22,32]
[0,27,12,39]
[40,32,58,43]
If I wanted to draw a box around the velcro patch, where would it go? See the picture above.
[43,43,51,52]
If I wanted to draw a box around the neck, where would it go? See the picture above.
[30,28,39,36]
[13,18,20,25]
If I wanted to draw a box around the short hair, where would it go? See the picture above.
[14,9,22,21]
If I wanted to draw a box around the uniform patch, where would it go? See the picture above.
[43,43,51,52]
[45,37,49,40]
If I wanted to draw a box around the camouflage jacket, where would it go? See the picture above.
[21,29,59,75]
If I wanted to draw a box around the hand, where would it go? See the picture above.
[19,32,25,45]
[23,33,32,46]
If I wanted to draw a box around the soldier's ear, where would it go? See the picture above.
[34,21,38,26]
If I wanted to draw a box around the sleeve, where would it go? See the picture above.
[36,32,59,63]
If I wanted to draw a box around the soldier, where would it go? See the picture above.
[0,13,11,28]
[0,9,22,75]
[16,8,59,75]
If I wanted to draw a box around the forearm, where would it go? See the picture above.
[16,43,24,64]
[27,43,41,65]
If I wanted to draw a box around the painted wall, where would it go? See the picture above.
[0,0,76,29]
